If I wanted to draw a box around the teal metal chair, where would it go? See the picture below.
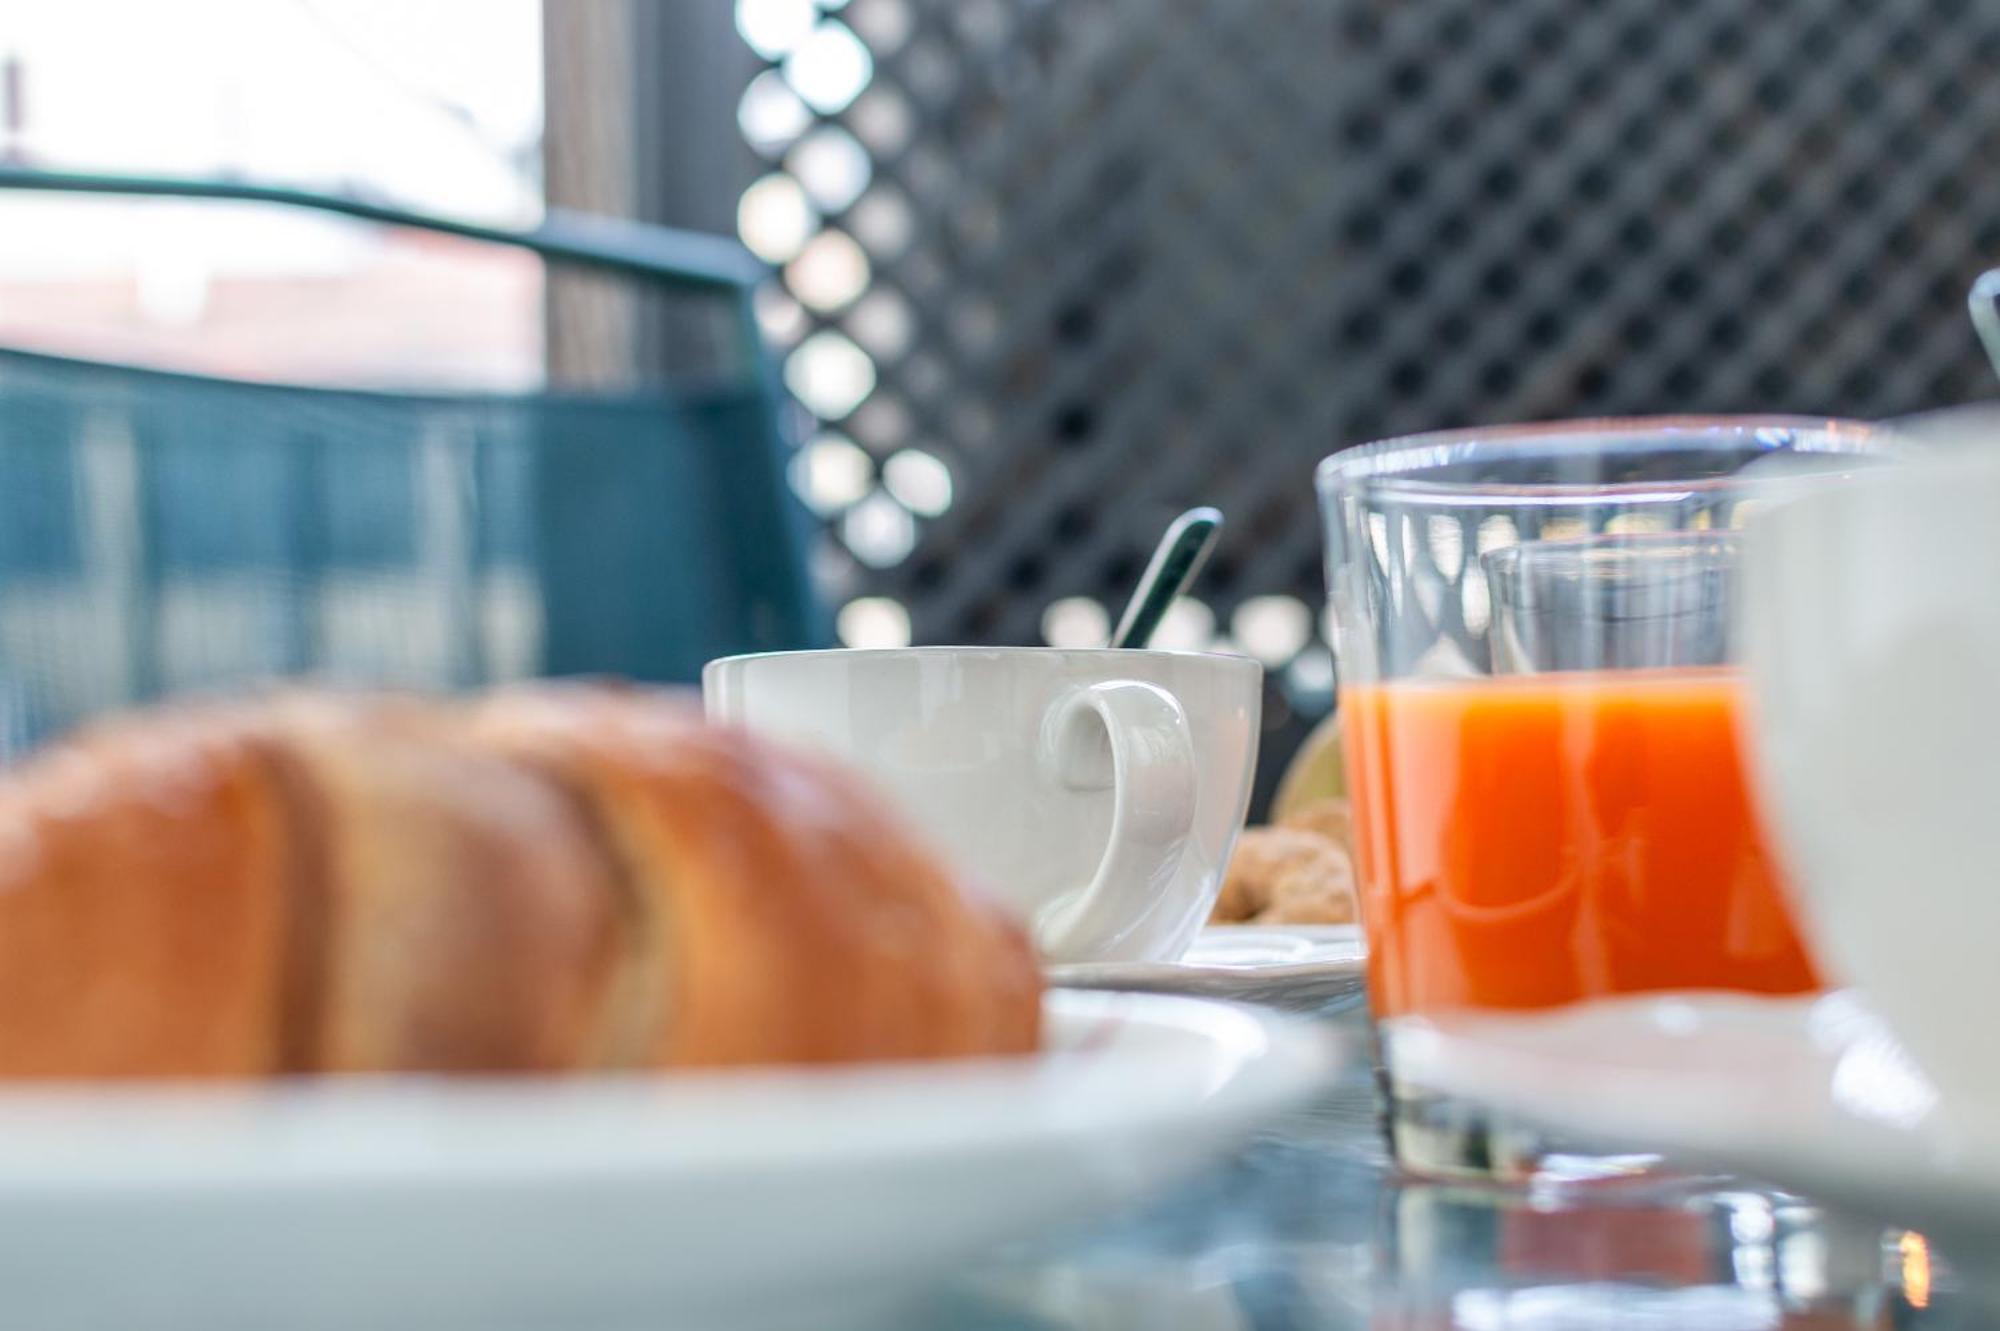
[0,168,824,755]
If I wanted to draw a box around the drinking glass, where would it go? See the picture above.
[1484,530,1740,674]
[1316,416,1882,1181]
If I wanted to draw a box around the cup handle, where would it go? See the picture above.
[1033,680,1198,959]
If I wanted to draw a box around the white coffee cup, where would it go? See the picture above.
[703,647,1262,963]
[1740,444,2000,1116]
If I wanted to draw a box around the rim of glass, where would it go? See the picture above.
[1315,414,1883,502]
[1480,526,1742,572]
[705,645,1264,669]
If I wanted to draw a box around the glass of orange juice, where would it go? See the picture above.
[1317,417,1883,1180]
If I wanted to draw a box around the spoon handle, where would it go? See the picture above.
[1973,268,2000,384]
[1110,508,1224,650]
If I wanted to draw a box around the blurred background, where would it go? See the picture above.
[2,0,1999,807]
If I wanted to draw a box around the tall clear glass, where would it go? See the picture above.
[1316,416,1882,1181]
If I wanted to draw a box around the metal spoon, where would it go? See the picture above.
[1972,267,2000,382]
[1109,507,1224,649]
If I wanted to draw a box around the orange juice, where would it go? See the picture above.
[1340,668,1821,1018]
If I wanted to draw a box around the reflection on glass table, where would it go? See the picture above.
[913,1004,1969,1331]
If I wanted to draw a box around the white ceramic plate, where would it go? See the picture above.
[0,989,1337,1331]
[1046,925,1367,1013]
[1386,991,2000,1259]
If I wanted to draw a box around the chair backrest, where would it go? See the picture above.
[0,170,824,754]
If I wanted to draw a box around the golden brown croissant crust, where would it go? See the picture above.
[0,687,1040,1078]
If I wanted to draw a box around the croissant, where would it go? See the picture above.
[0,686,1041,1078]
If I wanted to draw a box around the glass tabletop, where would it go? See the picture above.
[905,1003,1974,1330]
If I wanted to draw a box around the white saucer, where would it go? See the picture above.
[0,989,1340,1331]
[1046,925,1367,1014]
[1386,991,2000,1258]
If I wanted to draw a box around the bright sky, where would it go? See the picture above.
[0,5,548,373]
[0,0,543,276]
[4,0,542,206]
